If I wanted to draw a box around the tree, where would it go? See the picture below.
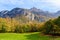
[42,20,54,34]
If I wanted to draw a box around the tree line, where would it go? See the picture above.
[0,16,60,36]
[0,17,43,33]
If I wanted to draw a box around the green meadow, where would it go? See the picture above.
[0,32,59,40]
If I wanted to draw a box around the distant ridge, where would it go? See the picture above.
[0,7,60,22]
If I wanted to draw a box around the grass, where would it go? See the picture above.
[0,32,60,40]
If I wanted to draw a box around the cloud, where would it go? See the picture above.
[0,0,60,12]
[32,0,60,7]
[0,0,25,11]
[0,0,24,5]
[31,0,60,12]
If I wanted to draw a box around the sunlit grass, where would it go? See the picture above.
[0,32,59,40]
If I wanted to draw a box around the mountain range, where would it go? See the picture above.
[0,7,60,22]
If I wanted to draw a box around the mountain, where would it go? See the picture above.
[30,7,53,17]
[0,10,9,17]
[0,7,59,22]
[53,11,60,17]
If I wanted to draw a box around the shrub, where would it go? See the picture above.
[41,17,60,36]
[41,20,54,34]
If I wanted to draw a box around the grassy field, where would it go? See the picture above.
[0,32,60,40]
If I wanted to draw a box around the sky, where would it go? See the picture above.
[0,0,60,12]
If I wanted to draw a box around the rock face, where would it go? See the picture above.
[0,7,59,22]
[25,12,35,20]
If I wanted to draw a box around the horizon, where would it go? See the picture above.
[0,0,60,12]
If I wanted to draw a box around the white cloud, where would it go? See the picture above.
[0,0,60,7]
[43,0,60,7]
[8,0,24,5]
[32,0,60,7]
[0,0,24,5]
[0,0,60,12]
[30,0,60,12]
[0,0,25,11]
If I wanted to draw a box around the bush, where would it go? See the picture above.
[41,20,54,34]
[41,17,60,36]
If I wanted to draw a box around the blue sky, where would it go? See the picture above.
[0,0,60,12]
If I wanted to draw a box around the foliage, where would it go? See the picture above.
[41,16,60,35]
[1,16,60,34]
[0,17,42,33]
